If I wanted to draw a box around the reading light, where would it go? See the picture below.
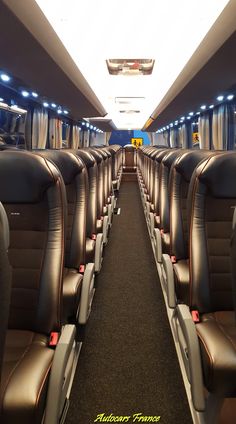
[217,95,224,101]
[227,94,234,100]
[21,90,29,97]
[43,102,49,107]
[209,104,214,109]
[51,103,57,108]
[1,73,10,82]
[189,112,194,116]
[32,92,38,98]
[200,105,206,110]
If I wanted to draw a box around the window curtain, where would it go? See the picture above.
[212,104,235,150]
[170,128,179,147]
[147,132,153,145]
[81,130,89,147]
[49,118,62,149]
[198,113,210,149]
[63,124,70,148]
[32,107,48,149]
[153,132,168,146]
[71,125,81,149]
[106,132,111,145]
[180,123,192,148]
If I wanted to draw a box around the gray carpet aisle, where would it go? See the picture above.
[66,178,192,424]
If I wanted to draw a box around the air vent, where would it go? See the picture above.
[119,110,140,114]
[115,97,145,104]
[107,59,154,75]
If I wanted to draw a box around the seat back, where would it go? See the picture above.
[97,149,109,205]
[76,150,98,238]
[88,148,104,220]
[0,151,66,334]
[170,150,215,260]
[153,149,169,215]
[188,152,236,313]
[148,148,166,205]
[159,149,182,232]
[0,203,11,383]
[35,150,87,269]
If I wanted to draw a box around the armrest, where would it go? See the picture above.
[78,263,95,325]
[176,304,205,412]
[154,228,162,263]
[95,233,103,273]
[162,254,176,308]
[44,324,76,424]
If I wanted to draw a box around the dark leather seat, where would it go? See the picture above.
[88,148,105,232]
[34,149,88,321]
[158,149,183,253]
[75,150,98,263]
[152,149,170,229]
[0,202,11,386]
[0,150,70,423]
[106,145,122,190]
[187,153,236,396]
[169,150,217,303]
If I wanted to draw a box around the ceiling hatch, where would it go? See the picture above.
[106,59,155,75]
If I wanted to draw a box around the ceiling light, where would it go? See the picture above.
[1,73,10,82]
[189,112,194,116]
[63,110,68,114]
[0,97,4,102]
[209,104,214,109]
[227,94,234,100]
[217,95,224,101]
[57,109,62,114]
[32,92,38,98]
[200,105,206,110]
[196,112,200,115]
[10,105,27,113]
[180,116,185,120]
[86,123,90,128]
[43,102,49,107]
[51,103,57,107]
[21,90,29,97]
[187,116,191,119]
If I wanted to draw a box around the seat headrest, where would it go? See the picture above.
[96,149,108,159]
[76,150,96,168]
[101,148,112,158]
[88,149,103,164]
[35,150,85,185]
[0,151,61,203]
[198,153,236,198]
[155,149,170,163]
[174,151,215,182]
[162,150,182,168]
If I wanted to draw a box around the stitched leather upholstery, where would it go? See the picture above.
[0,150,65,422]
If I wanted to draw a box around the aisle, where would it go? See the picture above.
[66,178,192,424]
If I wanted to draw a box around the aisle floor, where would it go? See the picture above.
[66,178,192,424]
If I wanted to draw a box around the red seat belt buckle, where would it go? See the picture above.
[92,234,96,240]
[191,310,200,323]
[171,255,177,264]
[49,332,59,347]
[79,264,85,274]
